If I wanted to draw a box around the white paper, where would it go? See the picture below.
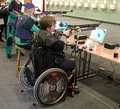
[0,18,4,25]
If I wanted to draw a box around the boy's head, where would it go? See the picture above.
[40,16,56,32]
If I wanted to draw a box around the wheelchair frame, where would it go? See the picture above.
[19,47,71,105]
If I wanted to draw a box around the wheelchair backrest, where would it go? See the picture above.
[33,47,45,76]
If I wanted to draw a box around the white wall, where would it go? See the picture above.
[20,0,24,12]
[6,0,46,12]
[32,0,46,11]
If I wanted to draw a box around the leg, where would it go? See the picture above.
[59,59,75,73]
[6,25,15,58]
[0,25,4,42]
[59,59,80,95]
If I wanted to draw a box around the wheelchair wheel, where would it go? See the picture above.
[19,63,36,89]
[34,68,68,105]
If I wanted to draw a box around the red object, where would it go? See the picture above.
[42,0,45,11]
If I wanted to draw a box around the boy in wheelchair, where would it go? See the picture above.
[31,16,80,95]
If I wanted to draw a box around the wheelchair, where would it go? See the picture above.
[19,47,76,105]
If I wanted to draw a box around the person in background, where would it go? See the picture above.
[15,2,41,50]
[6,0,22,58]
[31,16,79,95]
[0,0,9,42]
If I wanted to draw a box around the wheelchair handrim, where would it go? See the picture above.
[19,63,34,89]
[34,68,68,105]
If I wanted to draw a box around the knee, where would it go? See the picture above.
[69,61,75,71]
[7,37,12,46]
[61,60,75,73]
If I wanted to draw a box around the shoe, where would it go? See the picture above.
[0,38,4,42]
[67,88,80,97]
[74,89,80,94]
[7,54,12,59]
[67,88,73,97]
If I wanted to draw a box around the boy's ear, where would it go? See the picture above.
[46,27,50,31]
[46,27,48,31]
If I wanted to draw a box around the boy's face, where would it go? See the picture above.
[47,24,56,32]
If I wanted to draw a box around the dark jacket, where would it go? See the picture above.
[32,30,65,70]
[0,8,9,26]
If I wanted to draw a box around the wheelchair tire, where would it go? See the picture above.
[34,68,68,105]
[19,63,35,89]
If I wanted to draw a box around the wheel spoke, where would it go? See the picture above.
[44,91,59,102]
[45,72,63,85]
